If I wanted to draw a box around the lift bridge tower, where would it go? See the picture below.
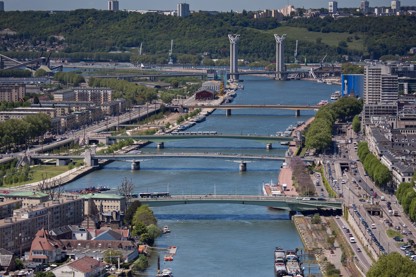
[228,34,240,81]
[274,34,286,80]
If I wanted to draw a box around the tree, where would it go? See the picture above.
[118,177,135,206]
[125,200,141,225]
[367,252,416,277]
[103,249,123,265]
[132,205,157,227]
[147,224,162,240]
[133,255,148,272]
[35,272,56,277]
[132,221,147,237]
[352,115,360,133]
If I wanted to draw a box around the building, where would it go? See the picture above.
[0,191,49,208]
[364,65,398,105]
[279,5,296,17]
[73,87,112,104]
[329,1,338,14]
[0,199,22,220]
[108,0,119,11]
[341,74,364,97]
[360,1,369,14]
[0,197,83,254]
[177,3,190,17]
[391,0,401,13]
[53,89,75,102]
[27,228,65,264]
[0,84,25,102]
[81,193,126,217]
[195,89,215,101]
[0,1,4,12]
[51,256,106,277]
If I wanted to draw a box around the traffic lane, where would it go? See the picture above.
[335,216,371,272]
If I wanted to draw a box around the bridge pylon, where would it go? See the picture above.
[228,34,240,81]
[274,34,286,80]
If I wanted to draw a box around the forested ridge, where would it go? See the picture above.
[0,10,415,63]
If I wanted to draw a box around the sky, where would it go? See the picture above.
[2,0,414,12]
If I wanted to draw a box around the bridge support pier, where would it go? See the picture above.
[131,161,140,170]
[266,143,273,150]
[56,158,70,166]
[289,210,297,219]
[157,142,165,149]
[226,109,232,116]
[295,109,300,117]
[239,162,247,172]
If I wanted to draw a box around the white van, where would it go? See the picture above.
[350,237,356,243]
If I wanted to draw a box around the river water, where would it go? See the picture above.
[64,76,338,276]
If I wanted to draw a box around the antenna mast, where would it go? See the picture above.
[294,40,298,64]
[168,39,174,65]
[139,43,142,55]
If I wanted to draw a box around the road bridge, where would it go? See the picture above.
[29,152,289,171]
[106,133,293,150]
[179,104,319,116]
[92,72,206,81]
[138,194,342,212]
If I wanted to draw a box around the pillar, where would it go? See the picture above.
[266,143,273,150]
[228,34,240,81]
[226,109,232,116]
[239,162,247,172]
[131,161,140,170]
[295,109,300,117]
[274,34,286,81]
[157,142,165,149]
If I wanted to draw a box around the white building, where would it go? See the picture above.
[391,0,401,13]
[360,1,369,14]
[329,1,338,14]
[177,3,190,17]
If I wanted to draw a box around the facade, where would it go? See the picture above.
[0,199,22,220]
[391,0,401,12]
[201,81,222,92]
[0,84,25,102]
[328,1,338,14]
[108,0,119,11]
[364,64,398,105]
[81,193,126,216]
[195,89,215,101]
[360,1,369,14]
[177,3,190,17]
[73,87,112,104]
[341,74,364,97]
[0,1,4,12]
[53,89,75,102]
[0,197,83,254]
[27,228,65,264]
[0,191,48,208]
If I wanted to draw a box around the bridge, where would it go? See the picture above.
[91,72,207,81]
[179,104,319,116]
[29,152,290,171]
[105,133,294,150]
[137,194,343,212]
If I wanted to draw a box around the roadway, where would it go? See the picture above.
[181,104,320,110]
[137,194,342,211]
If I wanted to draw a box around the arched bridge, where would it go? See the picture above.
[138,195,342,212]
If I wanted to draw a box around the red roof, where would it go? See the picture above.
[69,256,105,273]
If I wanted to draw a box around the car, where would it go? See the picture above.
[350,237,356,243]
[357,247,362,252]
[393,236,403,242]
[400,245,411,251]
[371,223,376,229]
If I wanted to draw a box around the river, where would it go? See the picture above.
[64,76,339,276]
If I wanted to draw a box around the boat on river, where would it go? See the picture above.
[330,91,341,101]
[263,181,283,197]
[274,247,304,277]
[317,100,328,106]
[163,226,171,234]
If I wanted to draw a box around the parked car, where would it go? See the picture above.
[393,236,403,242]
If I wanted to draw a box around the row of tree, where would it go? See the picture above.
[0,113,51,152]
[305,97,362,153]
[357,142,392,189]
[289,156,315,196]
[54,72,85,86]
[396,182,416,222]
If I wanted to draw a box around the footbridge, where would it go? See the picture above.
[29,152,290,171]
[180,104,319,116]
[138,194,343,212]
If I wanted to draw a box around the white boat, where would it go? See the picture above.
[317,100,328,106]
[263,181,283,197]
[330,91,341,101]
[162,226,171,234]
[156,268,173,277]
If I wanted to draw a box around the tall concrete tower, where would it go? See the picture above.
[228,34,240,81]
[108,0,119,11]
[274,34,286,80]
[177,3,190,17]
[328,1,338,14]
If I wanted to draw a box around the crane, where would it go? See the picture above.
[294,40,298,64]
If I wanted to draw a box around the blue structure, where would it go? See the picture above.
[341,74,364,97]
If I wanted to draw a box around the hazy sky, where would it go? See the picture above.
[2,0,414,12]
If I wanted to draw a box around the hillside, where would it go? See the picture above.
[0,10,414,63]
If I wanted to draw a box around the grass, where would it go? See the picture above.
[386,229,402,238]
[5,165,70,188]
[319,167,337,198]
[264,26,365,52]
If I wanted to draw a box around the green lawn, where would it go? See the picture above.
[5,165,70,188]
[386,229,402,238]
[264,26,365,52]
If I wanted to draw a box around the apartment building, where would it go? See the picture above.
[0,84,25,102]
